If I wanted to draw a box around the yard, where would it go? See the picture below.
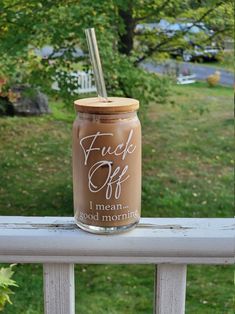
[0,82,233,313]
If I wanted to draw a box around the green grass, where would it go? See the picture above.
[0,82,234,313]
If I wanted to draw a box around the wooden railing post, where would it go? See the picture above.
[154,264,187,314]
[43,263,75,314]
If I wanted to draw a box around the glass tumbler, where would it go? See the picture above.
[73,97,141,234]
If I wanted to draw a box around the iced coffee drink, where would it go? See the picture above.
[73,97,141,234]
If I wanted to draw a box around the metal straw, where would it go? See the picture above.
[85,28,108,101]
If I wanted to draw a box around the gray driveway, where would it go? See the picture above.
[142,62,234,86]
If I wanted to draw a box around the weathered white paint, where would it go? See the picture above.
[43,263,75,314]
[177,74,196,85]
[155,264,187,314]
[0,217,234,264]
[0,255,232,265]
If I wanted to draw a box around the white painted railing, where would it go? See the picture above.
[0,216,234,314]
[52,70,97,94]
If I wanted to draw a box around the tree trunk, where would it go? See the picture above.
[118,4,134,56]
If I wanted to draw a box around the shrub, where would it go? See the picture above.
[0,265,18,312]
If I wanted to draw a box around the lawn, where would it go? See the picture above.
[0,82,234,313]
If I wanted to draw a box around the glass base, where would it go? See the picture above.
[74,218,139,234]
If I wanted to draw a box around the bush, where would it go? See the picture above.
[0,265,18,311]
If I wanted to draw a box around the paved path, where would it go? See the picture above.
[143,62,234,86]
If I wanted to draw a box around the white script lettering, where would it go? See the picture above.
[80,129,136,199]
[88,161,130,199]
[80,130,136,165]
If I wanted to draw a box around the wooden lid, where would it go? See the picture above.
[74,97,139,114]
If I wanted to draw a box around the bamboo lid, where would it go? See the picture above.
[74,97,139,114]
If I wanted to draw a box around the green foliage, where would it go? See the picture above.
[101,51,172,117]
[0,265,18,311]
[0,0,233,109]
[217,50,234,72]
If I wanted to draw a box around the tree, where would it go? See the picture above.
[0,0,233,112]
[116,0,233,63]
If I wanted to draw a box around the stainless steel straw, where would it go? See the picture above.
[85,28,108,101]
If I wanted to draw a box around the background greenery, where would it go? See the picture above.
[0,0,233,108]
[0,82,233,313]
[0,0,234,312]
